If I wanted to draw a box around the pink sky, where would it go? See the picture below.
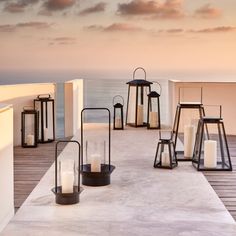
[0,0,236,74]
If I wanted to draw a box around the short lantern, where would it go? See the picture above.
[81,108,115,186]
[21,106,38,148]
[147,82,161,129]
[52,140,82,205]
[192,106,232,171]
[113,95,124,130]
[126,67,152,127]
[34,94,55,143]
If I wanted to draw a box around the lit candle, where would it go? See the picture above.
[184,125,195,158]
[115,117,122,128]
[61,171,74,194]
[162,152,170,166]
[26,134,34,145]
[150,111,158,128]
[137,105,143,125]
[204,140,217,168]
[91,154,101,172]
[44,128,48,141]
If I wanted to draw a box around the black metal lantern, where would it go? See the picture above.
[147,82,161,129]
[153,131,178,169]
[52,140,82,205]
[34,94,55,143]
[126,67,152,127]
[81,108,115,186]
[113,95,124,130]
[21,106,38,148]
[192,107,232,171]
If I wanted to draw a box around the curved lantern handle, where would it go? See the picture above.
[113,95,124,106]
[54,140,81,193]
[37,94,51,99]
[133,67,146,80]
[151,81,162,96]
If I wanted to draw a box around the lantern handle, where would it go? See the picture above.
[23,106,35,111]
[133,67,146,81]
[54,140,81,193]
[113,95,124,106]
[152,81,162,95]
[37,94,51,99]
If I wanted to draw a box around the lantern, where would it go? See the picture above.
[192,108,232,171]
[147,82,161,129]
[113,95,124,130]
[21,106,38,148]
[52,140,82,205]
[81,108,115,186]
[153,131,178,169]
[34,94,55,143]
[126,67,152,127]
[172,87,207,161]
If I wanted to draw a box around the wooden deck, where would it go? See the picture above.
[14,136,236,221]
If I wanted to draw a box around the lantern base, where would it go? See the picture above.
[52,186,83,205]
[38,138,55,144]
[175,151,193,161]
[126,122,147,128]
[81,164,115,186]
[192,160,232,171]
[154,161,178,169]
[22,144,37,148]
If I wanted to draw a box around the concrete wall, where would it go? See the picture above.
[169,81,236,135]
[0,104,14,232]
[0,83,55,146]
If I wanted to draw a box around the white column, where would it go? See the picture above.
[91,154,101,172]
[184,125,195,158]
[26,134,34,145]
[137,105,143,125]
[204,140,217,168]
[150,112,158,128]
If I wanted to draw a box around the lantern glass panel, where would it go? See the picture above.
[24,114,36,144]
[127,86,136,124]
[179,87,202,104]
[114,108,122,129]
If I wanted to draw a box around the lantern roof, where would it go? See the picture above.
[126,79,152,86]
[148,91,160,97]
[114,102,123,108]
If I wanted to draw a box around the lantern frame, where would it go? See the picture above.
[21,106,38,148]
[126,67,152,127]
[192,113,232,171]
[113,95,124,130]
[147,82,161,129]
[34,94,55,143]
[81,108,115,186]
[52,140,82,205]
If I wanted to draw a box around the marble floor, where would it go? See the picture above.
[2,125,236,236]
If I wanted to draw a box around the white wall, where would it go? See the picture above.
[0,104,14,232]
[0,83,55,146]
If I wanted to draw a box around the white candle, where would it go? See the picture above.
[91,154,101,172]
[61,171,74,194]
[44,128,48,141]
[150,111,158,128]
[184,125,195,158]
[115,117,122,128]
[204,140,217,168]
[26,134,34,145]
[137,105,143,125]
[162,152,170,166]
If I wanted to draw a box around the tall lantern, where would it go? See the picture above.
[21,106,38,148]
[147,82,161,129]
[34,94,55,143]
[126,67,152,127]
[81,108,115,186]
[52,140,82,205]
[113,95,124,130]
[192,106,232,171]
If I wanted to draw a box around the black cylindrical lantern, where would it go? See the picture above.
[34,94,55,143]
[81,108,115,186]
[192,107,232,171]
[21,106,38,148]
[147,82,161,129]
[113,95,124,130]
[126,67,152,127]
[52,140,82,205]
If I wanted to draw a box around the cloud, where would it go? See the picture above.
[85,23,143,32]
[159,28,183,33]
[49,36,77,45]
[0,21,53,33]
[79,2,106,16]
[190,26,236,33]
[194,4,222,19]
[2,0,39,13]
[117,0,184,19]
[43,0,76,11]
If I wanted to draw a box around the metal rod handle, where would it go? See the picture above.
[133,67,146,80]
[113,95,124,106]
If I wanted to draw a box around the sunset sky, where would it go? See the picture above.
[0,0,236,77]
